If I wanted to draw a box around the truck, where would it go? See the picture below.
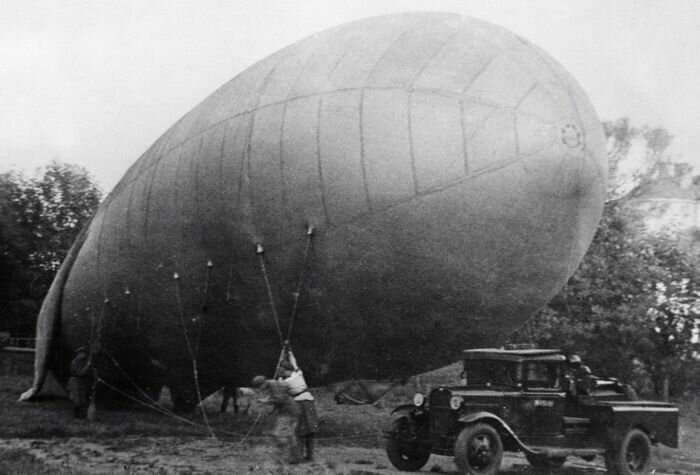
[385,348,679,475]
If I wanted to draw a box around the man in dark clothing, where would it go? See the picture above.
[67,348,94,419]
[220,383,238,413]
[251,375,301,464]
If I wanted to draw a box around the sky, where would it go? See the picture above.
[1,0,699,193]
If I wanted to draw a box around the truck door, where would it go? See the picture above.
[521,392,566,434]
[521,361,565,434]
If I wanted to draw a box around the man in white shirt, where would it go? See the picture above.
[279,343,319,461]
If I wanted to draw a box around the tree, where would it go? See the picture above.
[515,203,700,397]
[0,161,102,336]
[636,242,700,399]
[511,120,700,398]
[604,118,677,201]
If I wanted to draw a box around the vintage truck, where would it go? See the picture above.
[385,348,678,475]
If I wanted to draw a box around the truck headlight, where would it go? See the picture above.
[413,393,425,407]
[450,395,463,410]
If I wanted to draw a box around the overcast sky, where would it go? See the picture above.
[1,0,698,192]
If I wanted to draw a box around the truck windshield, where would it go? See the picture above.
[463,360,519,388]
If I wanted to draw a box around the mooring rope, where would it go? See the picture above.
[285,225,315,343]
[256,243,284,346]
[86,228,330,445]
[94,375,228,434]
[101,350,179,417]
[93,376,382,442]
[85,298,109,418]
[173,272,217,440]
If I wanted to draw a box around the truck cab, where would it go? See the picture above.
[385,348,678,475]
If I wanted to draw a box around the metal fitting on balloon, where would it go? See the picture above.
[255,243,264,255]
[207,260,213,268]
[306,224,315,236]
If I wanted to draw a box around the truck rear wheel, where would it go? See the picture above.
[605,428,652,475]
[386,416,431,471]
[454,423,503,475]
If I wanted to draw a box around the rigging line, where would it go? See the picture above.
[256,244,284,345]
[285,225,315,342]
[88,306,97,353]
[87,298,109,411]
[238,408,268,445]
[96,298,108,351]
[96,374,273,441]
[90,321,186,425]
[96,375,383,442]
[94,375,220,433]
[195,260,214,358]
[100,350,245,440]
[241,345,292,445]
[173,272,218,440]
[101,348,361,442]
[96,374,243,439]
[272,346,287,383]
[101,349,183,421]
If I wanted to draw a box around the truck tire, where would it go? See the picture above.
[525,453,566,470]
[385,416,431,471]
[454,423,503,475]
[605,428,652,475]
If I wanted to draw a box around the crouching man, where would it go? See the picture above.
[251,374,301,464]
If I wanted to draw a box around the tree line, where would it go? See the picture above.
[1,120,698,399]
[0,161,102,336]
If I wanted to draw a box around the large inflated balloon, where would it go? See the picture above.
[25,12,606,407]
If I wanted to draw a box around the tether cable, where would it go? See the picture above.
[256,243,284,345]
[94,376,380,442]
[174,272,217,440]
[285,224,315,343]
[101,350,179,417]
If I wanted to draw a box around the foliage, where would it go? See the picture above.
[512,120,700,398]
[0,161,101,336]
[604,118,678,200]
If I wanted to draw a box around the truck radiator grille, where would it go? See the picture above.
[429,388,456,435]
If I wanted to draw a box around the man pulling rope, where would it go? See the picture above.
[278,341,319,462]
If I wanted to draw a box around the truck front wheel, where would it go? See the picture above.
[454,423,503,475]
[605,428,652,475]
[385,416,431,471]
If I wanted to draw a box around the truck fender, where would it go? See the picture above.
[458,411,538,456]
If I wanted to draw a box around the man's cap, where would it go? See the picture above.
[251,375,266,387]
[567,354,581,366]
[74,347,88,354]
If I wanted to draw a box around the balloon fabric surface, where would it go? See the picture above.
[26,12,606,408]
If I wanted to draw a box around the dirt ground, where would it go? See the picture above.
[1,372,700,474]
[0,436,628,474]
[1,417,699,475]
